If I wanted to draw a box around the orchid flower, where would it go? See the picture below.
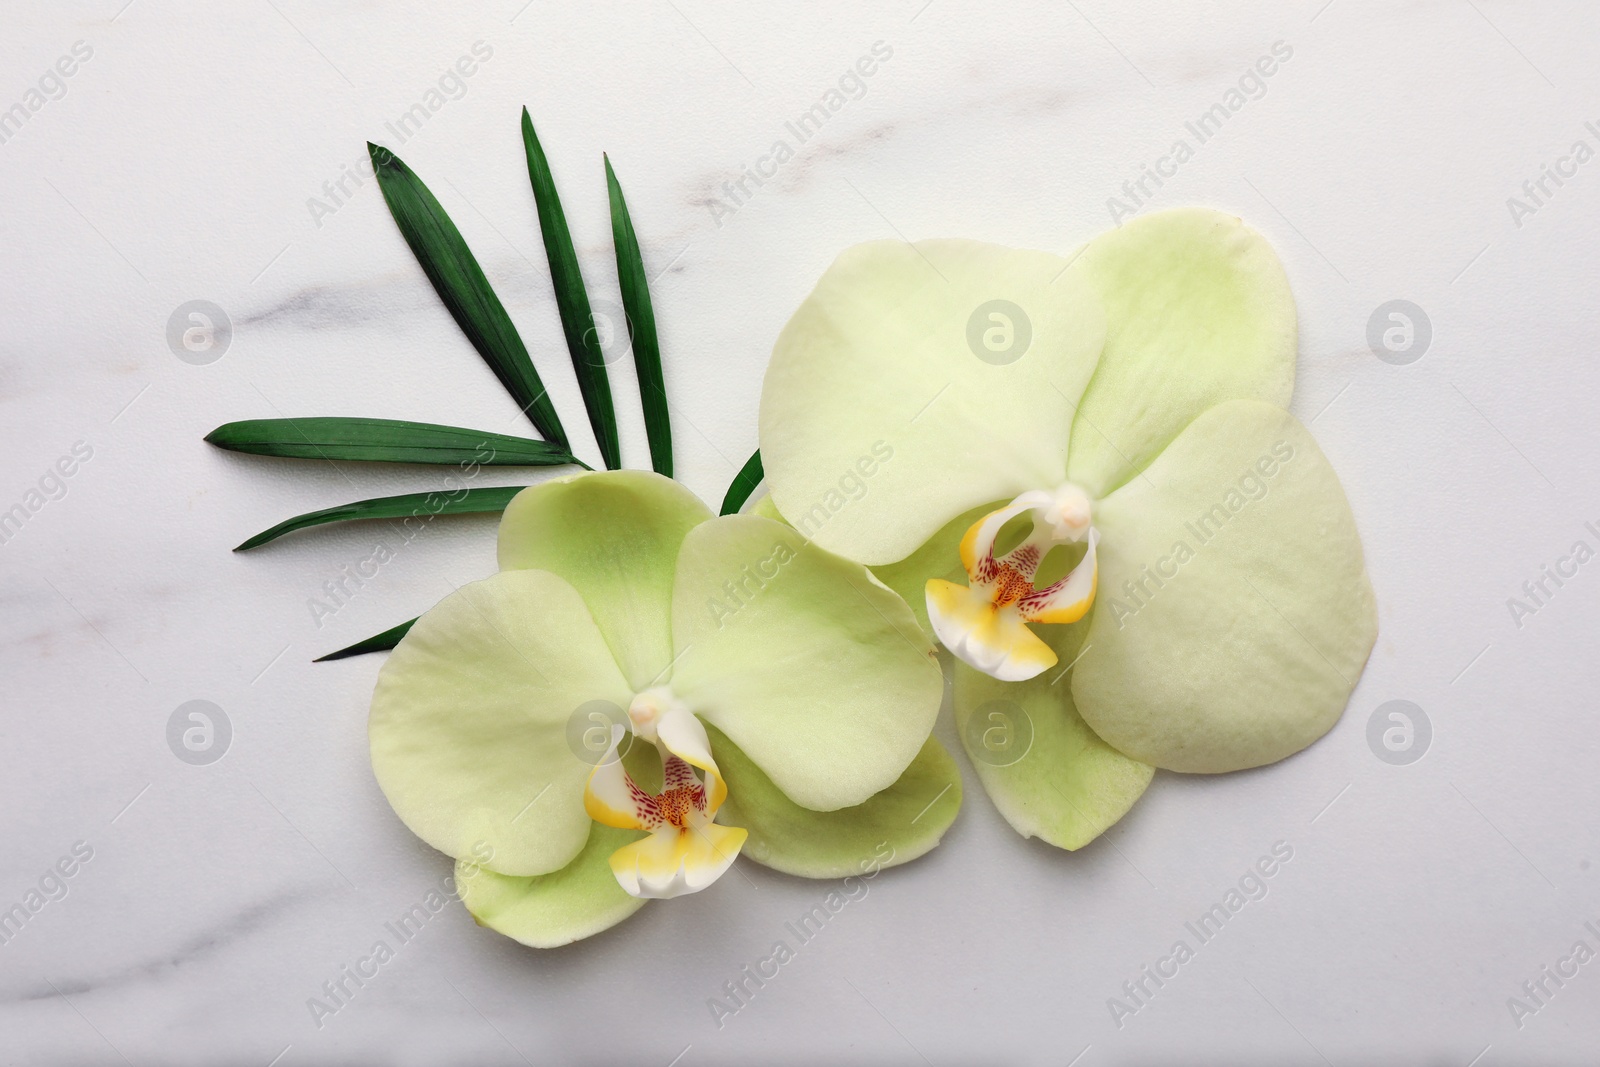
[757,208,1377,848]
[368,471,955,946]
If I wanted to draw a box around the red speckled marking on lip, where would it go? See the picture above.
[973,522,1044,586]
[621,753,708,830]
[657,785,699,828]
[991,564,1035,608]
[1007,543,1041,574]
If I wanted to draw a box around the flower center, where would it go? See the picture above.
[583,686,747,898]
[991,565,1035,608]
[925,483,1100,682]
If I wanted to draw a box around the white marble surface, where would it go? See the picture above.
[3,0,1599,1063]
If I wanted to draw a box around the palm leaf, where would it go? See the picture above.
[721,449,764,515]
[205,418,584,466]
[369,143,567,448]
[315,617,416,662]
[605,154,672,477]
[235,485,525,551]
[520,110,620,470]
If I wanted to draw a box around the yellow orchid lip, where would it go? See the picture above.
[584,688,748,899]
[927,485,1099,682]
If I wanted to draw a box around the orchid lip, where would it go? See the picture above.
[925,483,1100,682]
[583,687,747,899]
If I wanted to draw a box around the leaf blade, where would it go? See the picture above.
[720,449,764,516]
[205,417,585,466]
[368,143,568,448]
[315,617,417,662]
[235,485,526,551]
[605,154,672,478]
[520,109,620,470]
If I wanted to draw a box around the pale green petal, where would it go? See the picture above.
[1072,400,1377,773]
[455,824,647,948]
[754,489,974,639]
[760,239,1105,565]
[497,470,713,690]
[953,618,1153,849]
[668,514,943,810]
[369,569,633,876]
[708,723,961,878]
[454,742,666,947]
[1066,208,1296,498]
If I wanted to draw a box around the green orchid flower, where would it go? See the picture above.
[756,207,1378,848]
[368,470,956,946]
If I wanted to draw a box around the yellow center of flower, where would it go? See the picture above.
[991,564,1035,608]
[582,686,748,899]
[926,483,1100,682]
[657,785,698,828]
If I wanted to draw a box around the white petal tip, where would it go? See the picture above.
[926,580,1056,682]
[609,823,747,899]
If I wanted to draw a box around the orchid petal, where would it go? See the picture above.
[454,825,647,948]
[952,620,1153,849]
[759,239,1104,565]
[709,723,962,878]
[753,488,971,640]
[668,515,943,810]
[498,470,712,690]
[1072,400,1378,772]
[369,569,632,876]
[1066,208,1296,498]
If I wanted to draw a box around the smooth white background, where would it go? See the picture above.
[3,1,1598,1063]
